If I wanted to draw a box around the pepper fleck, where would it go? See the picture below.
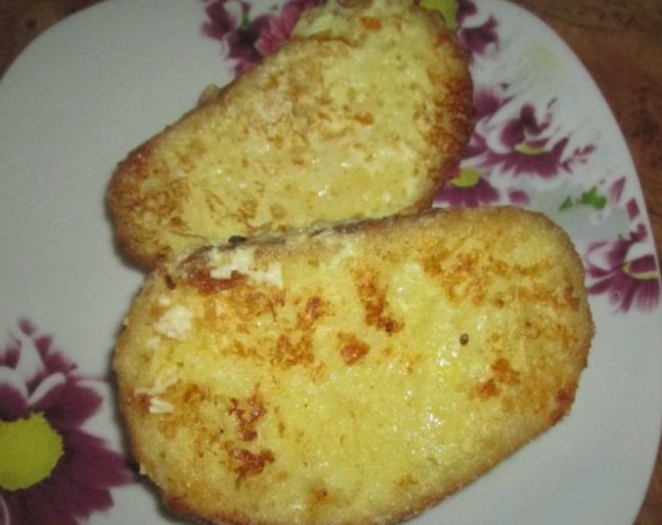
[228,235,248,245]
[164,275,176,289]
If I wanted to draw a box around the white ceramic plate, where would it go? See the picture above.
[1,0,661,524]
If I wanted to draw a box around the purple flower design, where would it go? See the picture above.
[457,0,499,60]
[463,83,510,159]
[435,166,530,207]
[474,82,510,119]
[0,319,133,525]
[254,0,321,56]
[585,227,660,312]
[437,83,531,208]
[203,0,263,75]
[454,3,594,181]
[469,97,595,179]
[593,176,642,223]
[202,0,322,76]
[436,168,499,207]
[203,0,498,76]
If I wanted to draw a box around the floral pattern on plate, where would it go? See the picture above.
[202,0,660,313]
[202,0,323,75]
[0,319,133,525]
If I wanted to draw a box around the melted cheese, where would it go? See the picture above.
[209,247,283,288]
[147,397,174,414]
[134,374,179,397]
[153,306,193,340]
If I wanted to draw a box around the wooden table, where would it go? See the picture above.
[1,0,660,523]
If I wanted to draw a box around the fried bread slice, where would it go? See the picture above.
[114,206,593,525]
[107,0,473,268]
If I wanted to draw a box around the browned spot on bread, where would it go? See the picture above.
[435,32,453,46]
[353,111,375,125]
[230,447,275,479]
[238,199,258,223]
[222,289,285,324]
[182,383,210,404]
[422,249,490,305]
[309,486,329,505]
[227,340,253,359]
[563,284,580,310]
[164,495,198,522]
[265,296,331,367]
[297,296,328,329]
[420,248,450,277]
[475,378,498,398]
[132,392,150,413]
[113,140,155,182]
[515,286,580,314]
[445,252,489,304]
[229,387,267,442]
[355,270,403,334]
[491,358,520,385]
[273,333,314,367]
[549,387,575,424]
[396,473,419,489]
[338,332,370,365]
[149,384,222,442]
[473,359,520,402]
[270,204,287,220]
[185,263,246,294]
[361,16,382,30]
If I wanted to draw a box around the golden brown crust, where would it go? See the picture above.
[107,0,474,269]
[114,206,593,525]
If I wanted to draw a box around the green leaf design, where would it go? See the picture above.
[450,167,481,188]
[558,186,608,212]
[420,0,459,30]
[559,196,574,211]
[240,11,251,30]
[579,186,607,209]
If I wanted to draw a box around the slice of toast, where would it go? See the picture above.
[113,206,593,525]
[107,0,473,268]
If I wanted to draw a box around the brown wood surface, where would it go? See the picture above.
[0,0,660,523]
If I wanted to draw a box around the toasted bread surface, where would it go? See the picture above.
[114,206,593,525]
[107,0,473,268]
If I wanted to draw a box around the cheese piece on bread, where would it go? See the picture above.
[114,206,593,525]
[107,0,473,268]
